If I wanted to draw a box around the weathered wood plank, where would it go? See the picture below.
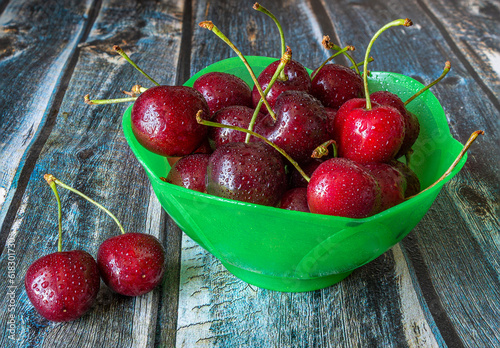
[0,0,94,248]
[0,0,185,347]
[176,0,447,346]
[321,0,500,347]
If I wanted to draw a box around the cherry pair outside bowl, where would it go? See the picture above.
[122,56,467,292]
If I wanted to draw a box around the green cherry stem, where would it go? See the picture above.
[406,130,484,200]
[44,174,126,235]
[404,61,451,106]
[311,45,355,81]
[245,47,292,143]
[322,35,361,75]
[44,174,63,252]
[196,111,310,182]
[363,18,413,110]
[113,45,160,86]
[350,57,374,70]
[84,94,137,105]
[253,2,287,80]
[199,21,276,120]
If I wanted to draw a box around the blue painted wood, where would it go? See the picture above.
[0,0,184,347]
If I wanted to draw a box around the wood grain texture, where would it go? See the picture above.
[0,0,184,347]
[0,0,94,248]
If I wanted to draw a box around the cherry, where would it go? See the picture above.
[332,19,413,164]
[364,162,406,212]
[25,250,100,322]
[370,91,420,159]
[311,63,363,109]
[251,59,312,110]
[25,175,100,322]
[131,85,210,157]
[209,106,266,147]
[206,142,288,206]
[389,160,421,197]
[43,175,166,297]
[97,233,165,297]
[307,158,381,218]
[260,90,329,164]
[193,72,252,115]
[163,153,211,193]
[280,187,310,212]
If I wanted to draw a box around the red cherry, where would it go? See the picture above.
[97,233,165,297]
[307,158,381,218]
[131,85,210,157]
[25,250,100,322]
[193,72,252,115]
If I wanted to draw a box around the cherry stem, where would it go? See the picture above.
[253,3,287,81]
[122,84,148,97]
[113,45,160,86]
[199,21,276,119]
[245,47,292,143]
[363,18,413,110]
[322,35,361,75]
[311,45,355,81]
[44,174,63,252]
[44,174,126,235]
[84,94,137,105]
[311,140,337,159]
[406,130,484,200]
[196,111,310,182]
[350,57,374,70]
[404,61,451,106]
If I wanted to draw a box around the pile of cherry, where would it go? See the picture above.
[130,13,435,218]
[26,4,481,323]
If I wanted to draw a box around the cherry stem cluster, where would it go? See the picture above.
[363,18,413,110]
[405,61,451,106]
[199,21,277,120]
[196,111,310,182]
[406,130,484,200]
[311,45,355,81]
[44,174,126,236]
[322,35,361,76]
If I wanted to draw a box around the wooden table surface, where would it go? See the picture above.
[0,0,498,347]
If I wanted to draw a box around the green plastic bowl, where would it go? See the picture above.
[122,56,467,292]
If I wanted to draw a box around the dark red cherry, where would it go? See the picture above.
[209,106,266,148]
[260,90,329,164]
[206,142,287,206]
[280,187,310,212]
[252,59,312,110]
[311,64,364,109]
[131,85,210,157]
[365,162,406,212]
[165,153,211,193]
[193,72,252,115]
[388,160,421,197]
[97,233,165,297]
[25,250,100,322]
